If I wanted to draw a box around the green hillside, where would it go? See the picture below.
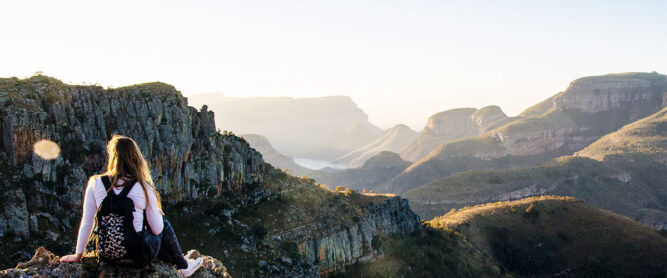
[575,107,666,161]
[384,72,667,194]
[405,156,666,227]
[429,196,667,277]
[405,107,667,228]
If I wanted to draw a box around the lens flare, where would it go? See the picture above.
[33,140,60,160]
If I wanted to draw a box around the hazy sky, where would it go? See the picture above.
[1,0,665,130]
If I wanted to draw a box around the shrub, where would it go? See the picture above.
[282,241,300,259]
[371,236,382,250]
[335,186,345,192]
[251,222,268,239]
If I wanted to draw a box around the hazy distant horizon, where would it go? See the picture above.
[2,1,665,129]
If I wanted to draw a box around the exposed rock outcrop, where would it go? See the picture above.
[398,108,479,162]
[283,197,420,274]
[554,72,666,113]
[0,76,422,276]
[384,72,667,194]
[0,76,266,249]
[406,108,667,227]
[0,247,230,278]
[398,106,510,162]
[471,105,508,132]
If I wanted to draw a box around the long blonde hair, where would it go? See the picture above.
[98,134,162,209]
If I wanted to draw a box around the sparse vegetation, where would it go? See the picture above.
[428,196,667,277]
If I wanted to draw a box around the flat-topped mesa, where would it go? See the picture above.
[385,72,667,195]
[554,72,667,113]
[423,108,478,134]
[0,247,231,278]
[399,108,479,162]
[399,106,510,162]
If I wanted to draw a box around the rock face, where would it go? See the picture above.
[554,73,667,113]
[0,76,266,247]
[398,106,509,162]
[281,197,420,274]
[471,105,508,132]
[0,76,421,276]
[0,247,230,278]
[384,72,667,194]
[406,109,667,228]
[333,124,417,167]
[187,94,382,160]
[241,134,311,176]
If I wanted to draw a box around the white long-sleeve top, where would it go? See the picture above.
[75,176,164,254]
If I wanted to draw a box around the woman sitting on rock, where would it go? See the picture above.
[61,135,203,277]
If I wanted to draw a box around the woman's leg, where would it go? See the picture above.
[157,218,188,269]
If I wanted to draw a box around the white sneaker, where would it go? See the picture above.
[180,257,203,277]
[184,250,196,260]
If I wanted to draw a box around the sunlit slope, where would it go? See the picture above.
[405,107,667,228]
[429,196,667,277]
[384,72,667,194]
[334,124,418,167]
[398,106,510,163]
[575,107,667,162]
[405,156,666,227]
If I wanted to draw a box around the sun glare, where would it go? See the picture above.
[33,140,60,160]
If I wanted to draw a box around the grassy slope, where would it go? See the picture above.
[338,226,504,278]
[405,156,666,226]
[429,196,667,277]
[384,73,666,194]
[405,108,667,226]
[165,170,397,276]
[575,107,666,161]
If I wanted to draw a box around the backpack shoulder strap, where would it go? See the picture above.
[100,175,112,191]
[118,179,137,198]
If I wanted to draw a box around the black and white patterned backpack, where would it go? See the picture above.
[91,175,149,267]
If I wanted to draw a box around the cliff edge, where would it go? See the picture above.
[0,247,230,278]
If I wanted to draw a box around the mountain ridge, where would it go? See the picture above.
[0,75,419,276]
[383,72,667,194]
[333,124,417,167]
[406,107,667,228]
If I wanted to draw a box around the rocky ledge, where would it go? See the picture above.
[0,247,230,278]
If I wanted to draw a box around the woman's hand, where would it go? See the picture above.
[158,209,165,216]
[60,253,83,263]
